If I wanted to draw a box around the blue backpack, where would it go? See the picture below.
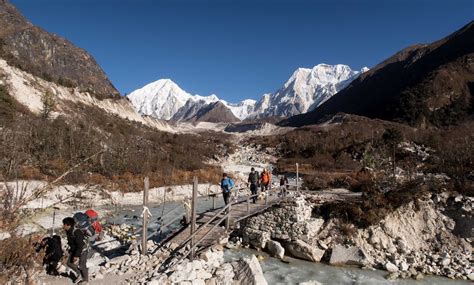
[221,177,235,193]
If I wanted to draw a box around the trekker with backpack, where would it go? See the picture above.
[247,167,259,203]
[279,174,289,197]
[220,173,235,205]
[63,217,89,283]
[260,168,271,192]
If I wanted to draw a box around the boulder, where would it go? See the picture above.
[285,240,325,262]
[298,281,322,285]
[266,240,285,259]
[109,255,131,265]
[243,228,270,249]
[385,262,399,273]
[399,261,409,271]
[233,255,268,285]
[329,245,368,266]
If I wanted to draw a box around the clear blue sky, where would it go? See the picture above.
[11,0,474,102]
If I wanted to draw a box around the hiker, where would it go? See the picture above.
[63,217,89,283]
[35,235,63,276]
[220,173,235,205]
[247,167,259,203]
[279,174,289,197]
[260,168,271,192]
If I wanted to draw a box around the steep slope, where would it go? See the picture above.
[0,0,119,99]
[251,64,368,118]
[283,21,474,127]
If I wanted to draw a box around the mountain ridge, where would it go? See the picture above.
[128,64,368,122]
[281,21,474,128]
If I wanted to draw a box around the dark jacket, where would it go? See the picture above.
[248,171,259,185]
[66,228,85,257]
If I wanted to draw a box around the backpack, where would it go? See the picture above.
[261,172,270,184]
[85,209,103,240]
[221,177,235,193]
[73,212,96,242]
[248,171,259,184]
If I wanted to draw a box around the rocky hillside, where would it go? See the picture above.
[0,0,119,99]
[283,21,474,127]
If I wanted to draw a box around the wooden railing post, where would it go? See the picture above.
[141,176,149,255]
[296,163,299,191]
[190,176,198,259]
[225,203,231,230]
[212,195,216,210]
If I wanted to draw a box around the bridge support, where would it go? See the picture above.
[190,176,198,259]
[141,176,149,255]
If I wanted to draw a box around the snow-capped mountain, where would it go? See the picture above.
[127,79,219,120]
[249,64,369,118]
[127,64,368,122]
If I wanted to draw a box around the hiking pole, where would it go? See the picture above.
[52,206,60,235]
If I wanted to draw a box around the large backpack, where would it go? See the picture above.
[261,172,270,184]
[73,212,96,243]
[85,209,103,241]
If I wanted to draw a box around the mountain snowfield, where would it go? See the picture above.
[127,64,368,122]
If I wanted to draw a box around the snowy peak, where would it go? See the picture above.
[127,79,220,120]
[128,63,368,122]
[250,64,368,118]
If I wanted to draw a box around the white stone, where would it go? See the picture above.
[400,261,409,271]
[329,245,368,266]
[285,240,325,262]
[266,240,285,259]
[233,255,268,285]
[385,262,399,273]
[441,258,451,267]
[298,281,322,285]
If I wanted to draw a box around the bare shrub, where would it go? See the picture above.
[0,234,42,284]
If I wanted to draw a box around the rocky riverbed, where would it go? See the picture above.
[237,191,473,281]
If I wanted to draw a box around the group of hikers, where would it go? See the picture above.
[35,209,103,284]
[220,167,289,205]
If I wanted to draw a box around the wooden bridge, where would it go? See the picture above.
[145,177,292,272]
[134,175,361,273]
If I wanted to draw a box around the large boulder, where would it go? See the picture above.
[232,255,268,285]
[329,245,369,266]
[242,228,270,249]
[266,240,285,259]
[284,240,325,262]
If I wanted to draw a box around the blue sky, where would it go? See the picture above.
[11,0,474,102]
